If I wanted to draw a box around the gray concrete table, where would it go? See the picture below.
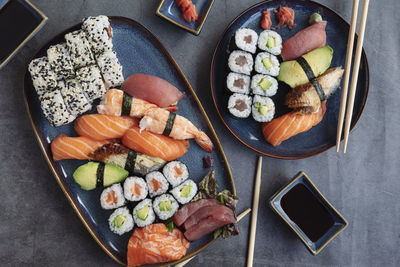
[1,0,399,266]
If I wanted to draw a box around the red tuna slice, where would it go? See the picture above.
[173,199,220,226]
[122,74,185,108]
[183,205,236,241]
[184,204,229,230]
[281,21,327,61]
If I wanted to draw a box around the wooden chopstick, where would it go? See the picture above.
[336,0,360,152]
[175,208,252,267]
[247,156,263,267]
[342,0,370,153]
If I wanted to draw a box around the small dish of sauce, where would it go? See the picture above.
[270,172,348,255]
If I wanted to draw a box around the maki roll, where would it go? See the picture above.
[228,50,253,75]
[28,57,57,98]
[252,95,275,122]
[257,30,283,55]
[96,51,124,89]
[82,15,113,55]
[133,198,155,227]
[170,179,197,205]
[65,30,96,69]
[61,79,92,116]
[152,194,179,220]
[163,161,189,187]
[100,184,125,209]
[250,74,278,97]
[76,65,107,101]
[228,93,252,118]
[108,207,134,235]
[146,171,169,197]
[226,72,250,94]
[254,52,280,76]
[40,89,75,126]
[123,176,148,202]
[46,43,75,79]
[234,28,258,53]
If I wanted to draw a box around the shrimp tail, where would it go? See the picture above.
[195,131,214,153]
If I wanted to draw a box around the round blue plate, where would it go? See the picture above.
[210,0,369,159]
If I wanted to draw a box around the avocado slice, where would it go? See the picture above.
[112,215,126,228]
[73,162,128,190]
[266,36,276,48]
[159,200,172,211]
[180,185,192,198]
[278,46,333,88]
[254,102,272,116]
[136,206,149,220]
[258,78,272,92]
[262,57,273,70]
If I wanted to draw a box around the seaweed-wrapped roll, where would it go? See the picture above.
[228,93,252,118]
[108,207,134,235]
[163,161,189,187]
[133,198,155,227]
[234,28,258,53]
[123,176,148,202]
[100,184,125,209]
[254,52,280,76]
[152,194,179,220]
[250,74,278,97]
[228,50,253,75]
[257,30,282,55]
[170,179,197,205]
[226,72,250,94]
[146,171,168,197]
[252,95,275,122]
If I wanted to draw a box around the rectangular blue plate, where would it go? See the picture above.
[156,0,214,35]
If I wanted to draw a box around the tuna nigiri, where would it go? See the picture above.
[127,223,189,267]
[75,114,138,141]
[274,6,296,29]
[281,21,327,61]
[122,74,184,108]
[260,10,272,30]
[122,126,189,161]
[51,134,109,161]
[262,101,326,146]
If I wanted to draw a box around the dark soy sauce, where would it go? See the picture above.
[0,0,41,62]
[281,183,334,242]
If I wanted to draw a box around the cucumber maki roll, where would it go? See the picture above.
[133,198,155,227]
[250,74,278,97]
[255,52,280,77]
[257,30,282,55]
[228,93,252,118]
[252,95,275,122]
[228,50,253,75]
[152,194,179,220]
[170,179,197,205]
[226,72,250,94]
[146,171,168,197]
[108,207,134,235]
[162,161,189,187]
[100,184,125,209]
[123,176,148,202]
[234,28,258,54]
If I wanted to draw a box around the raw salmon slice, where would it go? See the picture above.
[262,101,326,146]
[75,114,138,141]
[51,135,109,161]
[122,126,189,161]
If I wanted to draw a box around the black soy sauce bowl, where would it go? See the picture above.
[269,171,348,255]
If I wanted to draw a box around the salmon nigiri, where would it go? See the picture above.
[51,135,109,161]
[262,101,326,146]
[127,223,189,267]
[122,126,189,161]
[75,114,138,141]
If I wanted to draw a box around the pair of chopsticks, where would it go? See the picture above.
[336,0,370,153]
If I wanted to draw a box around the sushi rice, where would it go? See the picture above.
[226,72,250,94]
[100,183,125,210]
[65,30,96,69]
[82,15,113,55]
[254,52,280,77]
[96,51,124,89]
[170,179,197,205]
[251,74,278,97]
[46,43,75,80]
[234,28,258,54]
[28,57,57,98]
[61,79,92,116]
[152,194,179,220]
[76,65,106,101]
[40,89,75,126]
[162,161,189,187]
[257,30,283,55]
[228,50,254,75]
[252,95,275,122]
[108,207,134,235]
[228,93,252,118]
[133,198,155,227]
[124,176,148,202]
[146,171,169,197]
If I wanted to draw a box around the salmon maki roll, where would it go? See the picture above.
[127,223,189,267]
[75,114,138,141]
[51,134,109,161]
[122,126,189,161]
